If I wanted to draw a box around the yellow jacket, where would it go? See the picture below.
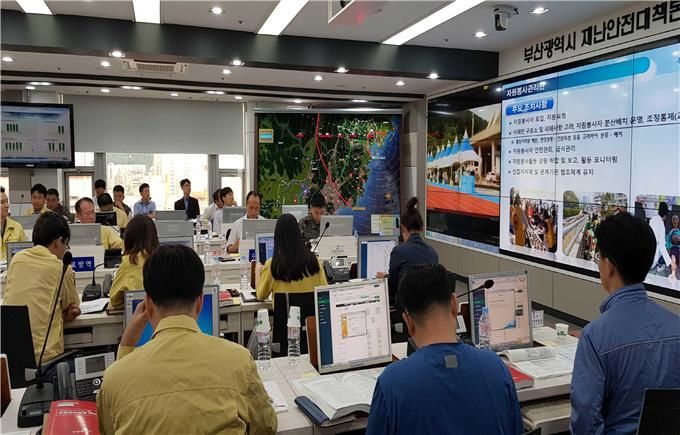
[108,253,146,310]
[3,245,80,363]
[1,217,27,261]
[101,225,123,250]
[22,204,49,215]
[97,315,277,435]
[256,258,327,303]
[114,207,129,229]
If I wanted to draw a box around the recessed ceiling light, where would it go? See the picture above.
[210,6,223,15]
[395,80,406,87]
[428,73,439,80]
[222,68,232,75]
[234,95,243,100]
[474,31,487,38]
[206,90,225,95]
[335,67,349,74]
[16,0,52,14]
[293,99,303,104]
[258,0,309,35]
[25,85,36,90]
[230,59,244,66]
[109,50,125,58]
[170,92,179,97]
[530,7,549,15]
[100,88,110,93]
[352,99,368,103]
[100,60,111,68]
[2,56,14,63]
[29,81,52,86]
[121,85,142,90]
[495,87,502,92]
[314,75,324,81]
[132,0,160,24]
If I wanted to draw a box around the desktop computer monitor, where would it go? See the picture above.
[158,236,194,248]
[6,241,34,266]
[154,220,194,238]
[155,210,187,221]
[69,223,102,246]
[320,215,354,236]
[12,215,39,230]
[242,219,277,240]
[370,214,400,236]
[223,207,246,225]
[123,285,219,347]
[357,236,398,279]
[468,270,532,351]
[315,279,392,374]
[282,205,308,221]
[255,233,275,265]
[95,211,117,227]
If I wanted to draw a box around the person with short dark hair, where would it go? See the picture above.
[4,212,80,363]
[570,213,680,434]
[199,188,225,225]
[133,183,156,218]
[23,183,49,215]
[210,187,239,233]
[94,179,107,198]
[1,187,27,261]
[173,178,200,220]
[46,188,71,221]
[221,186,237,207]
[107,216,159,310]
[98,193,129,230]
[299,193,326,244]
[366,263,523,435]
[97,245,277,434]
[226,191,263,254]
[75,197,123,250]
[112,185,132,217]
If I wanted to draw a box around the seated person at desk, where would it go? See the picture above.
[200,188,224,224]
[133,183,156,218]
[75,197,124,250]
[570,213,680,435]
[366,264,522,435]
[108,216,159,310]
[97,193,129,231]
[1,186,27,261]
[298,193,325,245]
[226,191,264,254]
[46,188,72,221]
[3,212,81,363]
[97,245,277,434]
[256,213,327,302]
[173,178,200,220]
[211,187,237,234]
[23,183,49,215]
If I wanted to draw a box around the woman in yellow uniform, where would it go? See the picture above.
[108,215,159,310]
[1,187,27,261]
[256,213,327,303]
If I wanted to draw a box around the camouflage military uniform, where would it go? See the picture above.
[299,215,320,244]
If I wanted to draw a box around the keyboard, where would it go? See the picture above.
[522,398,571,433]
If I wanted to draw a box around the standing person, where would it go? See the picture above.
[75,198,123,250]
[226,191,264,254]
[46,188,71,221]
[97,245,277,434]
[97,193,129,231]
[173,178,200,220]
[650,202,672,274]
[366,264,523,435]
[112,185,132,217]
[1,186,27,261]
[23,183,49,215]
[133,183,156,218]
[570,213,680,434]
[298,193,326,245]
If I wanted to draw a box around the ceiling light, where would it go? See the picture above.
[121,85,142,90]
[314,75,324,81]
[100,60,111,68]
[100,88,110,93]
[29,81,51,86]
[335,67,349,73]
[25,85,36,90]
[234,95,243,100]
[258,0,309,35]
[293,99,303,104]
[132,0,160,24]
[352,99,368,103]
[16,0,52,14]
[428,73,439,80]
[222,68,232,75]
[530,7,549,15]
[206,90,225,95]
[109,50,125,58]
[2,56,14,63]
[210,6,223,15]
[395,80,406,87]
[170,92,179,97]
[230,59,244,66]
[474,31,488,38]
[495,87,502,92]
[383,0,485,45]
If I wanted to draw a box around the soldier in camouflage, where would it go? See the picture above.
[298,193,326,245]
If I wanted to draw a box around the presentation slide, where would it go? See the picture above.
[499,42,680,293]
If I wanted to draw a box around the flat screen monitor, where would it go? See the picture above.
[255,233,275,265]
[370,214,400,236]
[154,220,193,238]
[155,210,187,221]
[124,285,219,347]
[469,270,532,351]
[11,215,39,230]
[95,211,117,227]
[315,279,392,374]
[242,219,277,240]
[69,223,101,246]
[282,205,308,221]
[158,236,194,248]
[320,215,354,237]
[223,207,246,224]
[1,102,75,168]
[357,236,399,279]
[6,241,33,266]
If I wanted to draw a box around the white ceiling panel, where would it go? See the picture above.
[161,0,277,32]
[45,0,134,21]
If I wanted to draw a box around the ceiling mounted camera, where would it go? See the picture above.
[493,5,519,31]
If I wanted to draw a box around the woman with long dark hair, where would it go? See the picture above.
[256,213,327,302]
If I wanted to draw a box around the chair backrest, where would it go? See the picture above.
[0,306,37,388]
[636,389,680,435]
[272,292,316,357]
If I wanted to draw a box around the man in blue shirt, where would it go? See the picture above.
[571,212,680,434]
[366,263,523,435]
[133,183,156,218]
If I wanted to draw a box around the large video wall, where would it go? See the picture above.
[427,40,680,296]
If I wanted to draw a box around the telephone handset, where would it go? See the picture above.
[55,353,114,402]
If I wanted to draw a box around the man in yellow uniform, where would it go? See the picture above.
[96,193,128,231]
[4,212,81,363]
[97,245,277,434]
[22,183,49,215]
[75,198,123,250]
[1,187,27,261]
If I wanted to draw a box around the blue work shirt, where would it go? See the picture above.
[388,233,438,305]
[366,342,523,435]
[570,283,680,435]
[133,199,156,216]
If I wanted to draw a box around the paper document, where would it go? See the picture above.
[502,346,556,363]
[512,354,574,380]
[556,343,578,361]
[79,298,110,314]
[263,381,288,413]
[532,326,579,347]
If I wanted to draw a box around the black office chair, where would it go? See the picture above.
[272,292,315,358]
[1,306,37,388]
[636,389,680,435]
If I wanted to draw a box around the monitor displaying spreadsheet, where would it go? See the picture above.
[357,236,398,279]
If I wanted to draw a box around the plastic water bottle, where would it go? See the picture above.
[240,256,250,293]
[221,235,228,257]
[287,306,301,366]
[203,240,211,264]
[255,309,271,370]
[478,307,491,350]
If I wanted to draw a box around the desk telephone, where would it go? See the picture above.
[55,352,115,402]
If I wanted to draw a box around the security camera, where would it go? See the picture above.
[493,5,518,31]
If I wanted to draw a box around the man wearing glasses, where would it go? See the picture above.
[4,212,81,364]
